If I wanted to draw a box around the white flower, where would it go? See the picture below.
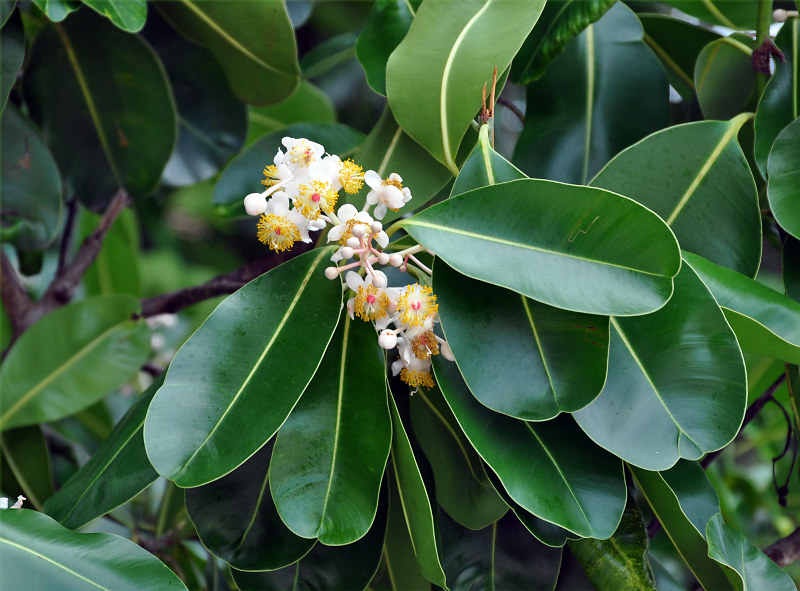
[267,192,311,242]
[364,171,412,219]
[328,204,389,262]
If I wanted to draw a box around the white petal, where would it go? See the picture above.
[244,193,268,216]
[364,170,382,189]
[328,225,344,242]
[380,185,405,209]
[267,192,290,215]
[374,203,388,220]
[375,231,389,248]
[391,358,404,376]
[337,203,358,222]
[345,271,364,292]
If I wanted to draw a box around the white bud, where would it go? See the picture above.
[370,220,383,233]
[346,237,360,249]
[378,329,398,349]
[371,270,388,288]
[244,193,268,216]
[324,267,340,280]
[352,224,366,238]
[388,254,403,267]
[340,246,354,260]
[377,252,390,265]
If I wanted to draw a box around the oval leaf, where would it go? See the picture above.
[660,0,756,29]
[400,178,681,316]
[0,295,150,431]
[386,0,545,173]
[81,0,147,32]
[450,123,525,197]
[513,3,669,185]
[144,247,342,487]
[435,259,609,420]
[694,35,755,120]
[1,425,54,510]
[574,262,747,470]
[1,10,24,111]
[30,0,77,22]
[591,114,761,277]
[270,315,391,545]
[156,0,300,105]
[684,251,800,364]
[356,0,415,96]
[434,357,626,539]
[42,376,163,530]
[246,82,335,143]
[767,116,800,240]
[0,509,187,590]
[79,208,140,297]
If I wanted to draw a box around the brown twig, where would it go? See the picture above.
[497,97,525,125]
[57,196,79,272]
[765,528,800,566]
[1,250,33,340]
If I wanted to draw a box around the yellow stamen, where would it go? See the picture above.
[340,160,364,194]
[257,214,300,252]
[261,164,280,187]
[296,180,338,220]
[411,331,440,359]
[354,284,390,321]
[400,367,435,389]
[397,284,438,326]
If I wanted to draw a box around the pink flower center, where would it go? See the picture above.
[275,227,282,235]
[412,301,421,310]
[367,295,376,304]
[312,193,321,202]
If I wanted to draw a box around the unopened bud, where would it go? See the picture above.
[371,270,388,288]
[244,193,268,216]
[377,252,390,265]
[324,267,340,280]
[351,224,366,238]
[371,220,383,233]
[346,237,360,249]
[340,246,354,260]
[378,329,398,349]
[388,254,403,267]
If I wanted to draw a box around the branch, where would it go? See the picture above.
[0,250,33,339]
[765,528,800,566]
[140,242,312,317]
[57,197,79,272]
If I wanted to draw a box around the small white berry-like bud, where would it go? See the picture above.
[377,252,389,265]
[388,254,403,267]
[378,329,398,349]
[244,193,268,216]
[352,224,366,238]
[346,237,360,249]
[371,220,383,233]
[340,246,354,260]
[324,267,340,280]
[371,270,388,288]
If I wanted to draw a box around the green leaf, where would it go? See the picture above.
[754,19,799,177]
[246,82,335,144]
[185,441,314,571]
[694,35,755,120]
[348,106,453,225]
[213,123,364,211]
[510,0,616,83]
[22,9,176,210]
[0,105,62,251]
[434,357,626,539]
[784,237,800,302]
[569,499,657,591]
[0,295,150,431]
[0,426,54,510]
[591,114,761,277]
[1,9,23,111]
[144,13,247,188]
[386,0,546,174]
[80,0,146,32]
[513,3,669,185]
[767,116,800,240]
[683,251,800,364]
[639,14,721,102]
[574,262,747,470]
[30,0,77,22]
[0,510,187,589]
[706,513,797,591]
[661,0,757,30]
[409,385,508,530]
[630,462,734,591]
[400,178,681,316]
[440,511,562,591]
[232,485,388,591]
[450,123,525,197]
[270,315,391,544]
[388,392,448,588]
[144,247,341,487]
[434,260,609,420]
[42,376,162,530]
[79,208,140,297]
[156,0,300,105]
[356,0,415,96]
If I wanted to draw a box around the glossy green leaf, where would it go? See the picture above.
[246,82,335,144]
[684,251,800,364]
[440,511,562,591]
[591,114,761,277]
[80,0,146,32]
[270,315,391,544]
[144,247,341,487]
[434,260,609,420]
[22,9,176,210]
[213,123,364,210]
[0,509,187,590]
[639,14,721,102]
[0,426,53,510]
[156,0,300,105]
[513,3,669,185]
[784,237,800,301]
[574,263,747,470]
[1,9,23,110]
[569,499,657,591]
[299,30,358,78]
[144,13,247,188]
[0,1,14,27]
[356,0,415,96]
[450,123,525,197]
[510,0,615,83]
[232,486,387,591]
[695,35,755,120]
[80,208,140,297]
[0,105,62,251]
[754,19,799,177]
[767,116,800,239]
[631,462,734,591]
[389,393,448,588]
[434,357,626,539]
[662,0,757,30]
[42,376,162,530]
[706,513,797,591]
[400,178,680,317]
[186,441,314,571]
[0,295,150,431]
[386,0,545,174]
[410,385,508,530]
[30,0,77,22]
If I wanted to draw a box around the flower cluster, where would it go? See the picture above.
[244,136,454,390]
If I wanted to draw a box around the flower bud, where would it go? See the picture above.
[244,193,268,216]
[324,267,340,280]
[370,220,383,233]
[378,329,398,349]
[346,237,360,249]
[388,254,403,267]
[352,224,366,238]
[340,246,354,260]
[377,252,390,265]
[371,270,388,288]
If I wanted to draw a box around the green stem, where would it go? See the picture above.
[755,0,775,98]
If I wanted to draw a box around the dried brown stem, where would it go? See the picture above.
[1,250,33,339]
[765,528,800,566]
